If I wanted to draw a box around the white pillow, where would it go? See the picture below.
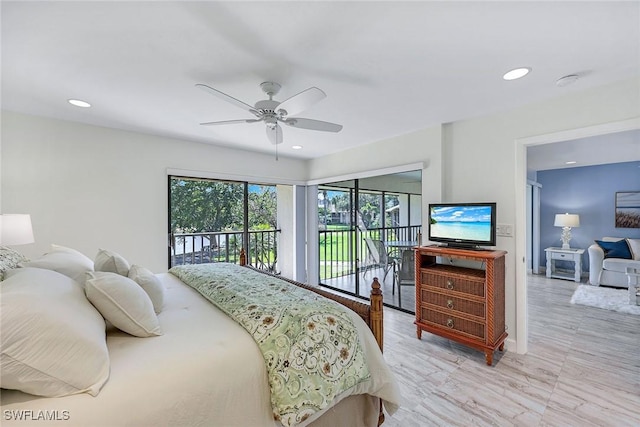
[626,238,640,261]
[0,246,29,280]
[128,264,165,314]
[0,267,110,397]
[94,248,131,276]
[20,244,93,285]
[86,271,162,338]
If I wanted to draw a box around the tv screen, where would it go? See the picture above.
[428,202,497,248]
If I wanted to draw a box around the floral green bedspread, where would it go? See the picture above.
[169,263,371,426]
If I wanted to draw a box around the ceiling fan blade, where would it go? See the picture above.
[276,87,326,116]
[196,84,258,115]
[282,117,343,132]
[200,118,261,126]
[266,124,283,145]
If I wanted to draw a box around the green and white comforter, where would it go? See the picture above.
[169,263,393,426]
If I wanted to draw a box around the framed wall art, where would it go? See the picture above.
[615,191,640,228]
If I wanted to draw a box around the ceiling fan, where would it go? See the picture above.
[196,82,343,145]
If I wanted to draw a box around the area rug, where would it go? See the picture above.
[570,285,640,315]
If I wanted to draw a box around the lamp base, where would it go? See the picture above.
[560,226,572,250]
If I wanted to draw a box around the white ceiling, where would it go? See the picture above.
[2,1,639,165]
[527,129,640,172]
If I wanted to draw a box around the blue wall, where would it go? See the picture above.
[537,161,640,271]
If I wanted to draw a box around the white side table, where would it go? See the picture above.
[545,247,585,283]
[626,267,640,305]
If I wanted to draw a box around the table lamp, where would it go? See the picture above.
[0,214,35,245]
[554,213,579,249]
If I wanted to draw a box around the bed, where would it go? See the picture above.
[0,245,400,427]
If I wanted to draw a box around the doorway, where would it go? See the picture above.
[515,117,640,354]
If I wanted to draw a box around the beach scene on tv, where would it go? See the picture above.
[430,205,493,241]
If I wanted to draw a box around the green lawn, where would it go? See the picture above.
[318,225,390,261]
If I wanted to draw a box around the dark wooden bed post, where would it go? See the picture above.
[369,277,385,426]
[370,277,384,352]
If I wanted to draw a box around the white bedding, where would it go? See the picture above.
[1,272,400,427]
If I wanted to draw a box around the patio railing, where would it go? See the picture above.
[319,225,421,281]
[171,224,419,280]
[170,229,280,272]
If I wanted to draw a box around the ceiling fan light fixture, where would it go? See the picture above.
[68,99,91,108]
[264,117,278,128]
[197,81,342,146]
[503,67,531,81]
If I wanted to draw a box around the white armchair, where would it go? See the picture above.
[588,237,640,288]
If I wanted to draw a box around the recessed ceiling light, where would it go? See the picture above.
[565,161,577,165]
[68,99,91,108]
[292,145,303,150]
[503,67,531,81]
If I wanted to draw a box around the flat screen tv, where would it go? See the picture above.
[428,202,497,248]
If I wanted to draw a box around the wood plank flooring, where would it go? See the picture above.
[380,274,640,426]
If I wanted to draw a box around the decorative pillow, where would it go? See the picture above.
[94,248,130,276]
[128,264,165,314]
[595,239,632,259]
[0,267,109,397]
[0,246,28,280]
[20,244,94,285]
[626,238,640,261]
[85,271,162,338]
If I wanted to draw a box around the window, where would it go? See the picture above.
[168,176,279,271]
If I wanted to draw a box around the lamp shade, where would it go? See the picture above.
[554,213,580,228]
[0,214,35,245]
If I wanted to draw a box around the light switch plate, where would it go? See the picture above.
[496,223,513,237]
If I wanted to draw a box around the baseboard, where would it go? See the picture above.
[502,337,518,354]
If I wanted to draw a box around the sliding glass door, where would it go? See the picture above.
[318,171,422,312]
[318,180,357,292]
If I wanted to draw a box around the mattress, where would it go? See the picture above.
[1,272,399,427]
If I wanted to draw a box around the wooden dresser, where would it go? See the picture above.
[414,245,507,365]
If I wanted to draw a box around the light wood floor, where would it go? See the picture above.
[380,274,640,426]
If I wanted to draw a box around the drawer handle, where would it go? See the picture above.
[446,279,454,290]
[447,299,454,309]
[446,318,454,328]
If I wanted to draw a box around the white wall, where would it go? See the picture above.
[308,77,640,351]
[1,112,308,272]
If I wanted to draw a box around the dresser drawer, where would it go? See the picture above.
[420,308,485,340]
[421,271,485,298]
[421,289,485,318]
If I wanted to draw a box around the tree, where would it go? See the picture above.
[170,178,244,233]
[331,192,351,213]
[248,185,277,229]
[359,193,382,228]
[170,178,277,233]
